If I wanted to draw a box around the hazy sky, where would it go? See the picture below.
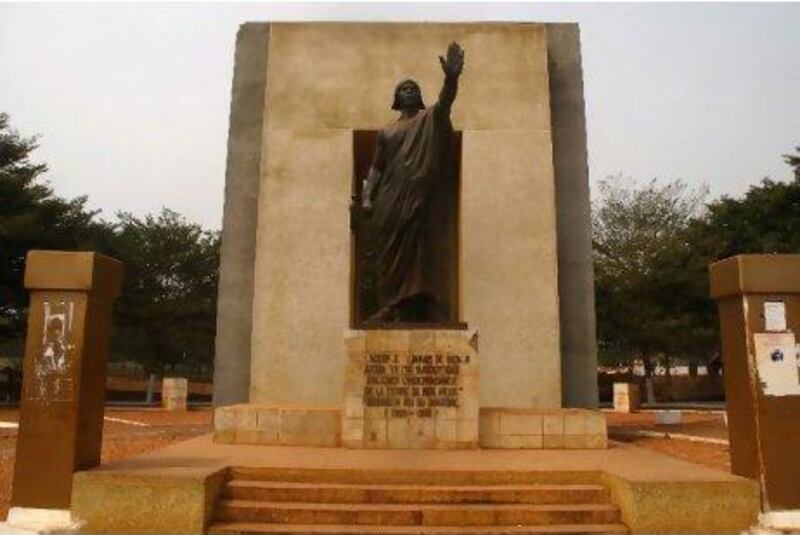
[1,2,798,229]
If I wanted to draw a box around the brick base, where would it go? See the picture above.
[479,408,607,449]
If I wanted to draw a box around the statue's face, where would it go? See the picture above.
[394,80,423,111]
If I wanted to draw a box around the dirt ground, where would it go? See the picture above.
[0,406,212,521]
[606,409,731,472]
[0,407,732,522]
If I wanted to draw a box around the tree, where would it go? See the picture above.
[592,175,708,374]
[701,176,800,258]
[784,145,800,181]
[108,209,220,376]
[0,113,109,349]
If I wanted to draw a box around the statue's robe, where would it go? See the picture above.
[372,102,453,315]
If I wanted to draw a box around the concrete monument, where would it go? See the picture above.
[213,23,599,428]
[63,23,761,535]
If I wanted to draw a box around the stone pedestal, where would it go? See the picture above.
[11,251,123,510]
[342,329,479,449]
[214,404,341,447]
[710,254,800,510]
[162,377,188,411]
[613,382,641,413]
[479,408,606,449]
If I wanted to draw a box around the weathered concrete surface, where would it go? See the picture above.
[546,24,599,409]
[342,330,479,449]
[249,23,562,409]
[71,433,759,534]
[480,408,607,449]
[13,251,123,510]
[213,23,269,407]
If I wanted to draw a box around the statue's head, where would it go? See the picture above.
[392,79,425,111]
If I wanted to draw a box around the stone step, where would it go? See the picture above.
[208,521,629,534]
[228,467,603,486]
[224,480,610,505]
[215,501,621,526]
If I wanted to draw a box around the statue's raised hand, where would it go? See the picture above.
[439,42,464,79]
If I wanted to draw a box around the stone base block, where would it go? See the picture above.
[654,410,682,425]
[162,377,188,411]
[214,404,341,447]
[1,508,81,534]
[613,382,641,413]
[480,408,607,450]
[343,329,479,449]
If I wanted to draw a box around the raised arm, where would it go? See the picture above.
[361,132,387,215]
[437,42,465,115]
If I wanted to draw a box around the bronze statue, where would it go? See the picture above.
[360,42,464,323]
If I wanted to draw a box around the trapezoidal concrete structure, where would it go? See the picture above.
[213,22,599,412]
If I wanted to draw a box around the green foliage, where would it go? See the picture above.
[0,112,219,376]
[0,113,108,346]
[701,176,800,258]
[594,145,800,376]
[108,209,220,375]
[784,145,800,181]
[592,175,709,373]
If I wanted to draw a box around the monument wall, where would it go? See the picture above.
[215,22,597,410]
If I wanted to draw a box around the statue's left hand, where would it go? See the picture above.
[439,42,464,78]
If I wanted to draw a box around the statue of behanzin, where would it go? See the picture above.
[358,42,465,324]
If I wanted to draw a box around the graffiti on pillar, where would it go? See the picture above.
[28,300,75,404]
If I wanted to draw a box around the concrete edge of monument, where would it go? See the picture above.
[69,433,760,534]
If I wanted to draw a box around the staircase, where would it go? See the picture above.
[207,467,627,534]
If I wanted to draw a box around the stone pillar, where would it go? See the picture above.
[11,251,123,513]
[545,23,599,409]
[710,254,800,512]
[162,377,188,411]
[212,23,269,407]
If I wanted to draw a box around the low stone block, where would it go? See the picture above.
[342,417,364,443]
[387,418,411,448]
[215,404,342,446]
[345,329,479,449]
[543,413,564,436]
[409,417,436,446]
[435,419,457,443]
[213,429,236,444]
[214,406,238,431]
[235,429,268,444]
[563,410,587,435]
[499,434,543,449]
[480,408,606,450]
[364,418,387,447]
[500,412,543,436]
[162,377,188,411]
[563,434,606,449]
[456,418,479,445]
[280,408,340,447]
[344,396,363,419]
[613,382,641,413]
[255,408,280,440]
[478,410,501,448]
[655,410,682,425]
[585,411,607,435]
[543,433,564,449]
